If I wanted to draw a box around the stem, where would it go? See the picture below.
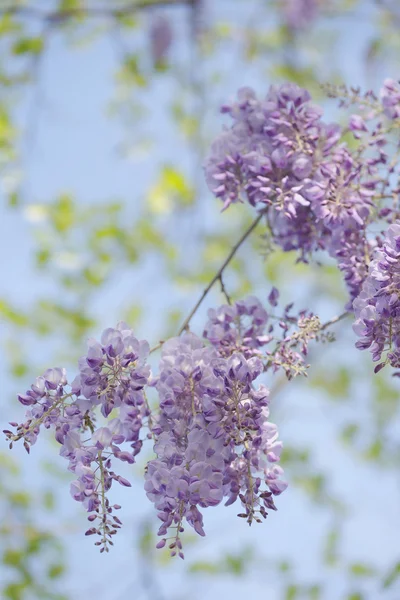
[149,211,265,353]
[320,311,350,331]
[218,274,232,305]
[97,451,109,550]
[177,212,265,336]
[11,393,72,442]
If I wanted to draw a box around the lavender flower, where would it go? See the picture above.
[353,222,400,371]
[205,82,385,300]
[149,15,173,65]
[281,0,320,31]
[4,322,150,552]
[380,79,400,120]
[144,331,287,555]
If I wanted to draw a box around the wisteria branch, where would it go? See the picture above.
[177,212,265,334]
[320,311,350,331]
[150,211,265,353]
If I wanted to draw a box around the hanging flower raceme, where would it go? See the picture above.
[353,222,400,372]
[4,322,151,553]
[144,331,287,557]
[5,295,297,556]
[204,81,400,304]
[281,0,320,31]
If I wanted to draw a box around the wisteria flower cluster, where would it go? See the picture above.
[205,80,400,308]
[5,79,400,558]
[205,78,400,370]
[5,323,151,552]
[4,289,333,555]
[353,222,400,372]
[281,0,321,31]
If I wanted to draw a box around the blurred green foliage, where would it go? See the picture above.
[1,1,400,599]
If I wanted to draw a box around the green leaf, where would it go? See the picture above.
[59,0,83,10]
[119,54,147,87]
[272,64,318,90]
[285,584,299,600]
[0,14,22,35]
[48,563,65,579]
[12,36,44,55]
[138,522,153,556]
[310,366,350,399]
[308,585,322,600]
[278,560,292,573]
[363,439,382,462]
[50,194,75,233]
[340,423,359,445]
[4,582,26,600]
[148,166,194,214]
[43,491,55,511]
[11,362,28,378]
[349,563,376,577]
[3,549,23,567]
[9,491,31,508]
[0,300,28,326]
[224,553,246,575]
[324,528,339,567]
[382,561,400,589]
[189,561,219,574]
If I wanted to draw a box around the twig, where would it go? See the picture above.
[320,311,350,331]
[218,273,232,305]
[177,211,265,335]
[268,311,351,399]
[149,211,265,353]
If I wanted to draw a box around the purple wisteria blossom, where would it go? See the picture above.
[380,79,400,120]
[281,0,320,31]
[204,292,325,379]
[149,14,173,65]
[205,82,400,303]
[5,322,150,552]
[353,222,400,372]
[144,332,287,556]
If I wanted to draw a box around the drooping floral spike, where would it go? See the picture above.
[4,322,151,552]
[353,222,400,372]
[144,330,287,556]
[281,0,320,31]
[204,81,400,304]
[380,78,400,120]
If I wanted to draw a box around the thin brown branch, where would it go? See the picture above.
[320,311,350,331]
[218,273,232,305]
[177,211,265,336]
[149,211,265,353]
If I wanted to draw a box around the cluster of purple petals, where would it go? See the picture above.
[353,222,400,371]
[281,0,320,31]
[4,322,150,552]
[205,82,386,301]
[7,367,68,451]
[203,295,270,356]
[204,291,323,379]
[144,332,287,556]
[149,14,173,65]
[6,313,290,556]
[381,79,400,120]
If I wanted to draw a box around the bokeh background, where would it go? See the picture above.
[1,1,400,599]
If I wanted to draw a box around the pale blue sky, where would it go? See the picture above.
[1,1,400,599]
